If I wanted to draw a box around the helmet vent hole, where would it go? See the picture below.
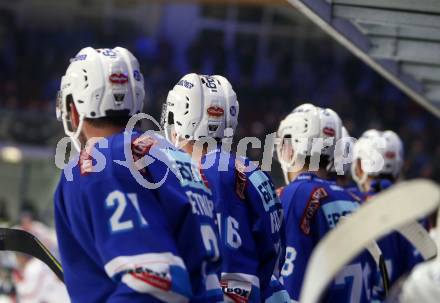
[186,96,189,101]
[185,135,190,139]
[78,100,84,104]
[90,111,96,117]
[184,111,189,115]
[185,103,189,109]
[176,121,182,126]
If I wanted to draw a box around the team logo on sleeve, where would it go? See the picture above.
[300,187,328,235]
[79,148,93,175]
[131,135,157,174]
[275,186,285,197]
[235,160,247,200]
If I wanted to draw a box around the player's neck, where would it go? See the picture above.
[361,177,374,193]
[179,140,207,162]
[288,167,327,182]
[82,123,125,143]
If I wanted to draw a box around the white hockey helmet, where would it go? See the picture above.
[56,47,145,151]
[382,130,404,179]
[387,260,440,303]
[361,129,381,139]
[292,103,316,113]
[276,104,341,184]
[351,130,387,188]
[164,73,239,143]
[319,107,343,160]
[332,126,355,175]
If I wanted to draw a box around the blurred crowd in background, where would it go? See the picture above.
[0,3,439,302]
[0,8,439,184]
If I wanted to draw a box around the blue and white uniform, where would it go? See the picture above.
[279,172,379,302]
[54,131,223,303]
[201,149,288,302]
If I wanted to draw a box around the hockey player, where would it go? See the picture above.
[351,130,424,287]
[54,48,223,303]
[162,73,288,302]
[276,104,379,302]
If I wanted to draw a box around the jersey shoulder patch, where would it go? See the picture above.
[300,187,328,235]
[235,159,247,200]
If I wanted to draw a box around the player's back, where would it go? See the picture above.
[279,172,378,303]
[201,148,286,302]
[55,130,222,303]
[362,179,424,290]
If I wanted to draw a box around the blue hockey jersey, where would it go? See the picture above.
[54,131,223,303]
[356,179,425,290]
[279,172,379,303]
[201,149,288,303]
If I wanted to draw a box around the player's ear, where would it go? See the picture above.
[69,102,80,129]
[171,127,177,143]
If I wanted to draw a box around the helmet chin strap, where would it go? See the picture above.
[281,164,290,185]
[63,114,85,152]
[276,143,298,185]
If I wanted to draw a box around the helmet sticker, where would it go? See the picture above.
[207,106,224,117]
[109,73,129,84]
[230,106,237,116]
[133,70,142,81]
[177,79,194,89]
[323,127,335,136]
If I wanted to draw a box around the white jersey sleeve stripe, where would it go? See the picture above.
[104,252,186,277]
[221,272,260,288]
[104,252,190,303]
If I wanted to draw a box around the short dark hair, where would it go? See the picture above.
[377,173,396,183]
[304,155,330,171]
[84,114,131,128]
[66,94,131,128]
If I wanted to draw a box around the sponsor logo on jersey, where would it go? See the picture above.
[300,187,328,235]
[128,266,171,291]
[321,200,359,228]
[109,73,129,84]
[221,280,252,303]
[207,106,224,117]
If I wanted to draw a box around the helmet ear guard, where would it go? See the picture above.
[275,107,323,184]
[276,105,344,184]
[351,135,387,191]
